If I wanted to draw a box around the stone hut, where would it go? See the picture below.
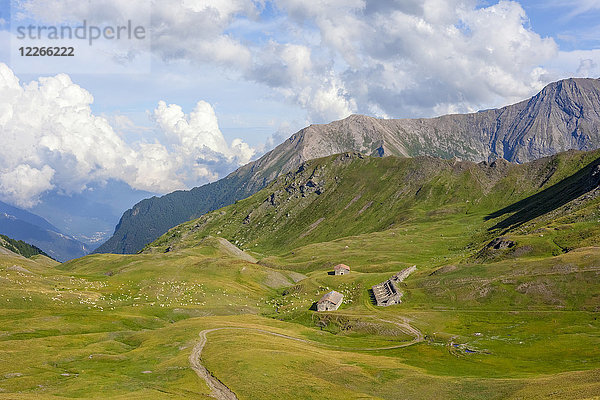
[334,263,350,275]
[316,290,344,311]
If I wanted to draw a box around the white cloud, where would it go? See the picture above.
[0,63,255,208]
[247,41,357,121]
[152,99,255,165]
[0,165,55,208]
[19,0,255,69]
[245,0,559,119]
[577,59,599,76]
[544,49,600,79]
[274,0,558,117]
[13,0,563,121]
[292,76,357,122]
[154,100,229,155]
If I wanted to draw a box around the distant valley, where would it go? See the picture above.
[0,181,157,261]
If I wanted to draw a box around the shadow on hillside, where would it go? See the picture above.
[486,156,600,231]
[368,289,377,306]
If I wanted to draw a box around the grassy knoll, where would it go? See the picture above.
[0,244,292,398]
[200,325,600,400]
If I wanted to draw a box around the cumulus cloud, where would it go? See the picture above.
[247,41,357,121]
[0,63,255,208]
[152,99,255,170]
[576,59,599,76]
[0,165,55,208]
[543,48,600,79]
[19,0,255,68]
[270,0,558,117]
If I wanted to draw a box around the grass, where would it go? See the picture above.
[2,151,600,398]
[3,238,599,398]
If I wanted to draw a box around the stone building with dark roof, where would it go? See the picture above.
[316,290,344,311]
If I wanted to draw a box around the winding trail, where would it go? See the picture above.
[189,317,424,399]
[189,328,239,400]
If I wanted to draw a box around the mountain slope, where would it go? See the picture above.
[0,201,88,261]
[145,149,600,258]
[97,78,600,255]
[0,234,50,258]
[0,200,58,232]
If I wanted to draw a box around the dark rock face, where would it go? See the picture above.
[488,237,516,250]
[96,78,600,255]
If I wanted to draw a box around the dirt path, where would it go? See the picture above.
[189,328,239,400]
[379,317,424,347]
[190,318,424,398]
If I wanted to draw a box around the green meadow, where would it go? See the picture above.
[2,151,600,399]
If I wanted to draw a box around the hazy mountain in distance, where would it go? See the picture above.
[0,200,58,233]
[95,77,600,255]
[0,200,88,262]
[30,180,157,250]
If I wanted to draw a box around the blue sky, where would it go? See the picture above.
[0,0,599,218]
[518,0,600,51]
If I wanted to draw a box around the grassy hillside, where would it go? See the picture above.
[2,150,600,398]
[2,236,600,398]
[146,150,600,260]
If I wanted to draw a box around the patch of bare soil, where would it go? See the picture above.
[429,265,457,276]
[7,265,33,274]
[298,217,325,239]
[216,237,257,263]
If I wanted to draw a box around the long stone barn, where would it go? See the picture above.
[371,266,417,307]
[372,280,402,306]
[316,290,344,311]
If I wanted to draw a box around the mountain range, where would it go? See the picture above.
[96,77,600,255]
[4,144,600,397]
[4,81,600,399]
